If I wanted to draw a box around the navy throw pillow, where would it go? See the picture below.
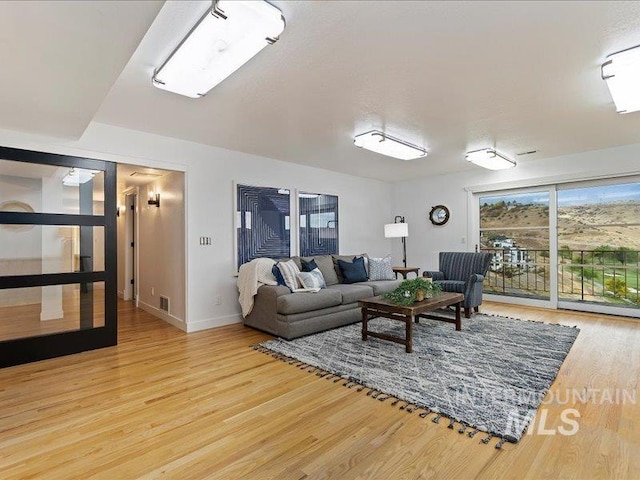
[301,258,318,272]
[338,257,368,284]
[272,264,291,291]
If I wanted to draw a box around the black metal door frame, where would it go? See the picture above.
[0,146,117,367]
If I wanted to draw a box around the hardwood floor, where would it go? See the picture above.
[0,300,638,479]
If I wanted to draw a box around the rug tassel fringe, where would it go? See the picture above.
[253,345,515,447]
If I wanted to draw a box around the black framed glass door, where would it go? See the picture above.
[0,146,117,367]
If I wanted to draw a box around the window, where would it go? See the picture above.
[478,190,550,299]
[299,193,338,257]
[557,182,640,307]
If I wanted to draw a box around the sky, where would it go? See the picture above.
[480,182,640,207]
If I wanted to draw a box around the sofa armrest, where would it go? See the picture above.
[243,285,290,336]
[468,273,484,284]
[423,270,445,281]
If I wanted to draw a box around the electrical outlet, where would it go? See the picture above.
[151,287,155,296]
[215,296,222,306]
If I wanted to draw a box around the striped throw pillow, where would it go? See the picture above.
[276,260,301,290]
[297,268,326,289]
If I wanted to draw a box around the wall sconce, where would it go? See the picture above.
[116,205,123,217]
[148,191,160,208]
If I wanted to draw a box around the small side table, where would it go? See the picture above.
[392,266,420,279]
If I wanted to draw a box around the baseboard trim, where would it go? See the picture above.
[187,314,242,333]
[138,300,187,332]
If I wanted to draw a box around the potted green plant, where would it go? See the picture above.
[382,277,442,306]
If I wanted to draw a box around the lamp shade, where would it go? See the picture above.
[384,222,408,238]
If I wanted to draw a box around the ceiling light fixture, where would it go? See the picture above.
[62,168,100,186]
[152,0,286,98]
[354,131,427,160]
[602,45,640,114]
[465,149,516,170]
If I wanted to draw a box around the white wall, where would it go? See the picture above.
[392,143,640,272]
[137,172,186,328]
[0,122,394,331]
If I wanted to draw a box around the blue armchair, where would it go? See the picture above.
[423,252,493,318]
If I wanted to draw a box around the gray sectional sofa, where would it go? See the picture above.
[243,254,402,339]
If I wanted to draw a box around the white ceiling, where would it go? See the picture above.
[2,1,640,182]
[0,1,163,138]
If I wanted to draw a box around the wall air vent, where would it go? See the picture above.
[160,296,170,312]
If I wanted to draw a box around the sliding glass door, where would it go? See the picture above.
[0,146,117,367]
[557,181,640,312]
[478,189,551,300]
[475,177,640,316]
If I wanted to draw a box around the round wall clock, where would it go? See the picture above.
[429,205,450,226]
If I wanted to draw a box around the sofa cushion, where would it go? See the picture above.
[301,258,318,272]
[297,268,326,289]
[436,280,465,293]
[277,289,342,315]
[276,260,301,290]
[368,255,394,280]
[338,257,368,284]
[326,284,374,304]
[332,254,368,283]
[301,255,339,286]
[272,265,290,290]
[357,279,403,296]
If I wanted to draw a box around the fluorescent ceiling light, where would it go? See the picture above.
[602,45,640,114]
[63,168,100,186]
[153,0,285,98]
[354,130,427,160]
[465,149,516,170]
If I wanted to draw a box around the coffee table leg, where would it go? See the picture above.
[406,315,413,353]
[455,302,461,331]
[362,308,368,341]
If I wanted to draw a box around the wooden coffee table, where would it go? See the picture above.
[358,292,464,353]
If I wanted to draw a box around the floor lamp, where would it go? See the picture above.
[384,216,409,267]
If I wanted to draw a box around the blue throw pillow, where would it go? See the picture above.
[301,258,318,272]
[338,256,368,284]
[272,264,291,291]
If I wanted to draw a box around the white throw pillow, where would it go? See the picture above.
[277,260,301,290]
[297,268,326,289]
[368,255,395,281]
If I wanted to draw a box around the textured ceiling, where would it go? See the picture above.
[3,1,640,181]
[0,1,163,139]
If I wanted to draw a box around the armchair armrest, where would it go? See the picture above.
[423,271,445,281]
[468,273,484,284]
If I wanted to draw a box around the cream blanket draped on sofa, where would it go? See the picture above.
[237,258,278,317]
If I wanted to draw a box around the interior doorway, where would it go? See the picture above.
[116,164,186,329]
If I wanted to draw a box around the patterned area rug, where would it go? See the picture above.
[256,313,579,445]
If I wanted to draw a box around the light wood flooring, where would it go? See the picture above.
[0,300,639,479]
